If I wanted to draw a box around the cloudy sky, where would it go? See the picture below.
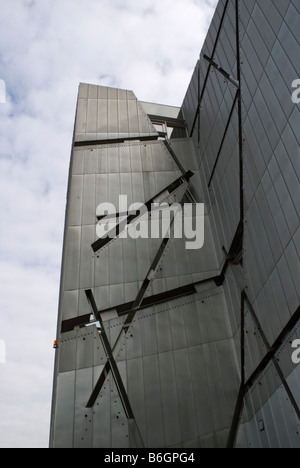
[0,0,217,448]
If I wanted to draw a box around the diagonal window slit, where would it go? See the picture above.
[91,171,194,253]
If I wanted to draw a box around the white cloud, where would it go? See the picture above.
[0,0,217,448]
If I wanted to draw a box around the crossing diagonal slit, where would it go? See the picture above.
[86,176,193,409]
[86,236,171,408]
[91,171,194,253]
[85,289,144,448]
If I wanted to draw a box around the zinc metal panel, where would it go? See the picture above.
[72,150,84,175]
[137,103,149,135]
[277,254,299,316]
[107,146,119,174]
[126,358,147,443]
[130,144,143,173]
[140,310,158,357]
[157,241,178,280]
[61,289,79,321]
[108,173,121,209]
[92,364,111,448]
[287,106,300,153]
[280,122,300,186]
[151,143,167,172]
[124,281,139,303]
[253,284,281,345]
[261,397,281,448]
[131,172,145,205]
[276,134,300,221]
[247,18,271,69]
[287,364,300,410]
[79,224,94,290]
[88,84,98,99]
[254,182,282,264]
[98,85,108,100]
[78,83,88,99]
[173,348,198,443]
[75,98,88,139]
[294,225,300,261]
[108,236,124,286]
[169,304,187,351]
[142,143,154,173]
[59,333,77,374]
[96,147,108,175]
[93,326,107,367]
[97,97,108,139]
[143,354,165,448]
[127,99,139,135]
[82,174,96,226]
[278,20,300,76]
[216,337,241,421]
[63,226,81,291]
[76,328,94,371]
[68,175,83,227]
[86,98,98,134]
[94,243,109,287]
[267,390,295,448]
[188,345,214,437]
[78,287,94,319]
[170,238,189,277]
[135,236,152,283]
[182,301,201,348]
[84,148,97,174]
[117,88,128,100]
[244,209,267,299]
[155,307,173,354]
[119,172,133,207]
[265,55,294,121]
[253,4,276,53]
[122,238,139,284]
[52,371,75,448]
[118,144,131,174]
[158,351,181,447]
[125,318,143,360]
[245,385,300,449]
[107,87,118,99]
[74,367,93,448]
[201,342,228,432]
[111,363,130,448]
[244,307,267,381]
[249,197,275,277]
[107,99,118,137]
[207,293,232,342]
[274,387,300,448]
[96,173,109,211]
[117,99,130,138]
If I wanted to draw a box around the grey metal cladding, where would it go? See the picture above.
[75,84,158,143]
[50,0,300,449]
[178,0,300,449]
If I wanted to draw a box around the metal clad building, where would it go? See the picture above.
[50,0,300,448]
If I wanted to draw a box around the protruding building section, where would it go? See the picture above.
[50,0,300,448]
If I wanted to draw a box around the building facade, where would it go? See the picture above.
[50,0,300,448]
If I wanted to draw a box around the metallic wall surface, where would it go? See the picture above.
[180,0,300,448]
[50,0,300,448]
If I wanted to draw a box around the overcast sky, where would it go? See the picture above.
[0,0,217,448]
